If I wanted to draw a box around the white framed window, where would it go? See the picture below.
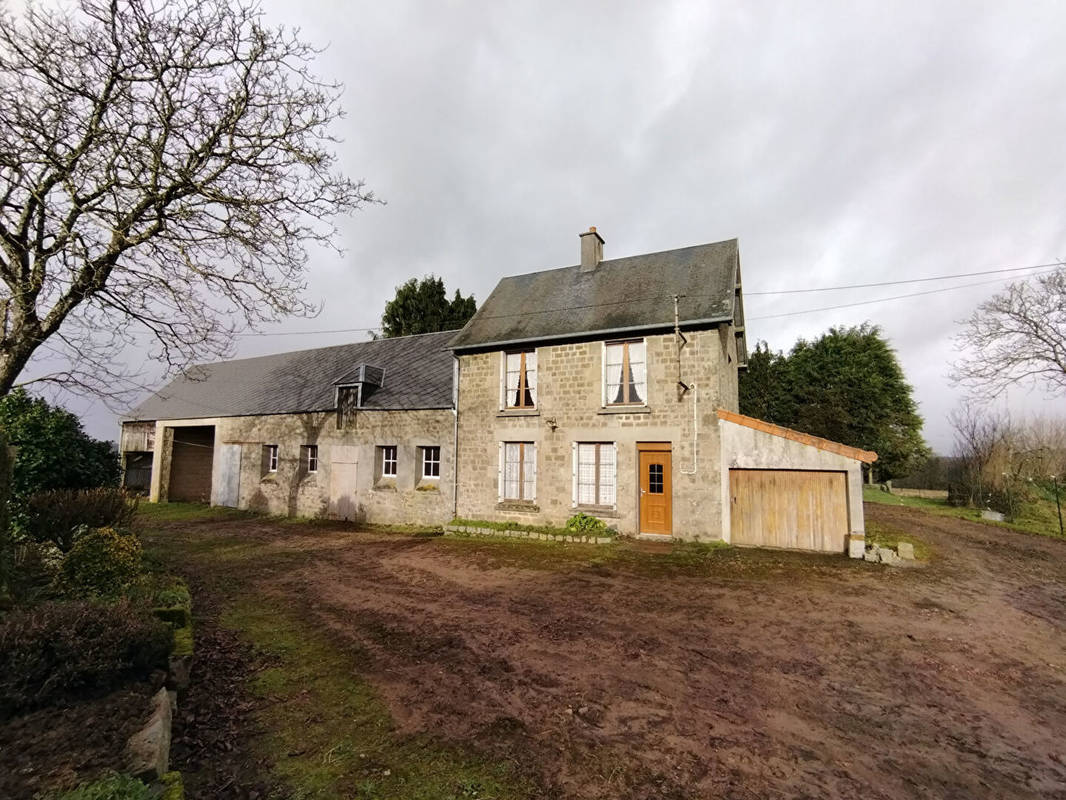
[305,445,318,473]
[499,442,536,502]
[421,446,440,479]
[381,445,398,478]
[572,442,617,507]
[603,339,647,406]
[264,444,279,473]
[502,350,537,409]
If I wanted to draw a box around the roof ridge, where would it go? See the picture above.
[184,328,461,371]
[493,238,739,283]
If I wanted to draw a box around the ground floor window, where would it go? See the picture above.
[421,446,440,479]
[380,445,398,477]
[301,444,318,473]
[574,442,617,507]
[500,442,536,502]
[263,444,279,474]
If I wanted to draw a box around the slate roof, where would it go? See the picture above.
[125,330,456,422]
[449,239,742,351]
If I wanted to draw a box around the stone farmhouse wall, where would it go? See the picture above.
[455,325,741,540]
[144,408,455,524]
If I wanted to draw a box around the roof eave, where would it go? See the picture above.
[449,314,736,353]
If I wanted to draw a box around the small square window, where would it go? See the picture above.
[421,446,440,479]
[381,445,398,478]
[263,444,279,473]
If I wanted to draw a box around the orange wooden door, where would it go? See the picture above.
[639,446,672,534]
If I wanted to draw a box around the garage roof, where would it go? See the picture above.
[125,330,456,422]
[717,409,879,463]
[449,238,743,351]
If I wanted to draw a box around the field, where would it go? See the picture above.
[141,503,1066,799]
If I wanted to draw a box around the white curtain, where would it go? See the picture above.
[605,344,625,403]
[525,351,537,406]
[503,442,521,499]
[505,353,521,407]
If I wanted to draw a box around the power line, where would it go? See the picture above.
[744,260,1064,295]
[206,258,1066,338]
[746,266,1063,322]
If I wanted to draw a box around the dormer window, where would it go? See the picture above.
[604,340,646,406]
[503,350,537,409]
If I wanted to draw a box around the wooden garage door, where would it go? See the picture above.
[729,469,848,553]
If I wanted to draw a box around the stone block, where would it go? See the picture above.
[896,541,915,560]
[168,654,192,691]
[126,687,173,781]
[863,547,878,563]
[876,546,900,565]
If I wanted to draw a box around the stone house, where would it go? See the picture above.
[123,229,876,555]
[448,229,875,554]
[121,331,457,524]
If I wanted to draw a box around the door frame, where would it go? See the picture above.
[637,441,672,536]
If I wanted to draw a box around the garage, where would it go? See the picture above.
[729,469,849,552]
[718,410,877,558]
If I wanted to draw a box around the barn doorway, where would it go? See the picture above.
[168,426,215,503]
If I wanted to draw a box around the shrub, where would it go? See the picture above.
[58,528,143,599]
[21,488,138,552]
[0,600,171,715]
[565,512,608,535]
[46,773,152,800]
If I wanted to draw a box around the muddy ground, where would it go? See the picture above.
[151,505,1066,799]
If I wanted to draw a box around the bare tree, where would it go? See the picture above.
[949,403,1011,506]
[0,0,374,401]
[952,268,1066,399]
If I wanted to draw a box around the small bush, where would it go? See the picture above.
[0,600,171,715]
[21,488,138,552]
[46,773,152,800]
[565,512,608,535]
[58,528,144,599]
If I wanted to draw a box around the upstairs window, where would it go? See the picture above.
[421,446,441,479]
[381,445,398,478]
[604,340,646,406]
[500,442,536,502]
[573,443,617,507]
[503,350,537,409]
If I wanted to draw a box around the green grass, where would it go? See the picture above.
[135,501,255,523]
[863,485,1066,540]
[223,596,531,800]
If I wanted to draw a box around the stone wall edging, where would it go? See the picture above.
[444,524,614,545]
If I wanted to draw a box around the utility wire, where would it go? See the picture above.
[744,260,1064,295]
[747,266,1063,322]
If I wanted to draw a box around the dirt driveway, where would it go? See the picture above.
[148,505,1066,799]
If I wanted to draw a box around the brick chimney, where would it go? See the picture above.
[579,226,604,272]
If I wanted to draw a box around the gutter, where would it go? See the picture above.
[452,355,460,518]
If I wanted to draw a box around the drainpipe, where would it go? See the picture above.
[452,355,460,518]
[679,336,700,476]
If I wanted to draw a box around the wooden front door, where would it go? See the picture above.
[638,444,672,535]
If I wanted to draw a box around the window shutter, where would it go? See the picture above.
[497,442,505,501]
[527,351,538,406]
[571,442,578,507]
[499,352,506,410]
[608,444,618,509]
[530,443,537,502]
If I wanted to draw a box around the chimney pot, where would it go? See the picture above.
[579,226,604,272]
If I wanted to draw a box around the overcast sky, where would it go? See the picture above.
[59,0,1066,452]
